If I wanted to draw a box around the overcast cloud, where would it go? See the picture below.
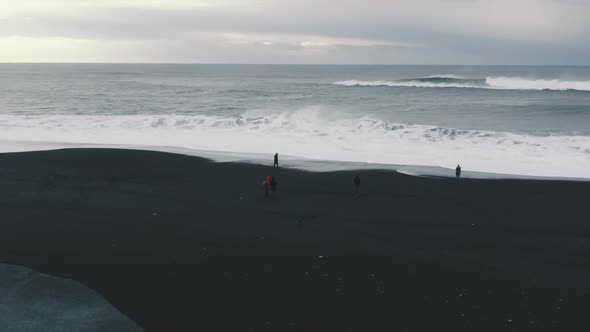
[1,0,589,64]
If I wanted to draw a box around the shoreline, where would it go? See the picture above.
[1,141,588,181]
[1,148,590,331]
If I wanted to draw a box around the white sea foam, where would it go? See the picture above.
[334,77,590,91]
[0,108,589,178]
[427,74,467,79]
[486,77,590,91]
[333,79,480,89]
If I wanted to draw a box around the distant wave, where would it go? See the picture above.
[333,78,481,89]
[0,109,589,178]
[486,77,590,91]
[427,74,467,79]
[334,76,590,91]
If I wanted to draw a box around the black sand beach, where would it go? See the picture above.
[1,148,589,331]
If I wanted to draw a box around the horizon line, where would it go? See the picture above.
[1,62,589,67]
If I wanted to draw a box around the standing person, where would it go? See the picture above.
[456,164,462,181]
[353,174,361,196]
[274,153,279,167]
[270,176,278,199]
[264,175,271,199]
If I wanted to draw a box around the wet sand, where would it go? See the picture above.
[0,149,589,331]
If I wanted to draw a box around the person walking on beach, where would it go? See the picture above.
[353,174,361,196]
[456,164,462,181]
[274,153,279,167]
[264,175,271,199]
[270,176,278,199]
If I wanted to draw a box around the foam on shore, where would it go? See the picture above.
[0,108,589,179]
[0,140,587,181]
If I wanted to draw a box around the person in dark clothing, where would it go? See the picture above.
[273,153,279,167]
[270,176,278,199]
[353,174,361,196]
[456,164,462,181]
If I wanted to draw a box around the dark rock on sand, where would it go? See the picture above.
[0,264,141,332]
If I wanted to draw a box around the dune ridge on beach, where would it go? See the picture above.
[1,148,589,331]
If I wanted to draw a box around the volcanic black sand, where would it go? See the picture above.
[1,149,589,331]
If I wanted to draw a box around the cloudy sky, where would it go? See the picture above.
[1,0,589,64]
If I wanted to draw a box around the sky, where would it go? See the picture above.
[1,0,589,64]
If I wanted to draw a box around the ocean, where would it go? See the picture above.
[1,64,589,179]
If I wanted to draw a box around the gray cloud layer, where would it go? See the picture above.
[1,0,589,64]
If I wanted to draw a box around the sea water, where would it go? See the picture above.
[1,64,589,178]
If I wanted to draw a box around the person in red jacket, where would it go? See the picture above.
[264,175,271,199]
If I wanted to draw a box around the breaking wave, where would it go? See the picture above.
[486,77,590,91]
[334,76,590,91]
[0,109,589,178]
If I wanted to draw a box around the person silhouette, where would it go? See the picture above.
[270,176,278,199]
[353,174,361,196]
[274,153,279,167]
[456,164,462,181]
